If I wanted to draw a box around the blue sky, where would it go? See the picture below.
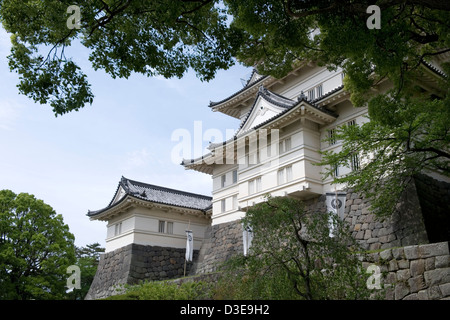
[0,27,250,248]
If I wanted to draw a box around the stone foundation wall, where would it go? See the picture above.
[86,175,448,299]
[189,221,243,275]
[305,179,430,251]
[364,241,450,300]
[85,244,198,300]
[85,245,131,300]
[179,242,450,301]
[346,182,429,250]
[191,176,442,275]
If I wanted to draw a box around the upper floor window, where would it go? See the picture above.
[279,137,292,155]
[221,199,226,213]
[114,222,122,236]
[255,177,262,192]
[328,128,337,146]
[248,177,262,195]
[277,168,285,185]
[278,165,293,185]
[307,88,315,101]
[265,143,272,158]
[286,165,293,182]
[158,220,174,234]
[250,152,260,165]
[221,174,226,188]
[232,170,238,184]
[167,222,174,234]
[333,165,340,178]
[285,137,291,151]
[245,151,260,166]
[351,154,360,171]
[158,220,165,233]
[308,84,323,101]
[316,84,323,98]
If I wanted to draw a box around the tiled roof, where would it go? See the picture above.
[311,85,345,104]
[244,69,265,87]
[422,60,447,78]
[239,90,338,132]
[87,177,212,217]
[182,88,339,169]
[235,86,337,136]
[209,71,269,108]
[236,86,297,133]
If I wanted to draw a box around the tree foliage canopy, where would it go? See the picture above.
[227,0,449,93]
[1,1,448,115]
[222,0,447,216]
[1,1,448,214]
[319,94,449,217]
[0,0,239,115]
[67,243,105,300]
[0,190,76,300]
[220,196,372,300]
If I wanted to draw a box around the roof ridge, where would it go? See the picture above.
[192,87,338,154]
[258,86,296,107]
[88,176,213,218]
[209,74,270,108]
[235,86,295,134]
[311,85,345,104]
[123,176,212,200]
[106,177,126,207]
[245,69,265,87]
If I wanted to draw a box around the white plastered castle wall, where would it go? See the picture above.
[105,206,209,252]
[209,65,368,225]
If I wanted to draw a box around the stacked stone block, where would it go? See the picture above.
[86,174,448,299]
[192,178,432,276]
[303,180,429,252]
[364,242,450,300]
[344,182,429,251]
[85,244,198,300]
[85,245,132,300]
[190,221,243,275]
[128,244,198,283]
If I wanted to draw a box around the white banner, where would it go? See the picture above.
[242,224,253,256]
[185,230,193,262]
[325,192,347,237]
[326,192,347,217]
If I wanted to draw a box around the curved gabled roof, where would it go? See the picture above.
[87,176,212,219]
[236,86,297,135]
[209,70,269,109]
[182,88,338,175]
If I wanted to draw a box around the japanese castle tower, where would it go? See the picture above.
[86,60,448,300]
[182,63,352,224]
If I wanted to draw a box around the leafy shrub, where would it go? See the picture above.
[105,280,213,300]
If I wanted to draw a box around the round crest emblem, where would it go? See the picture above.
[331,199,342,209]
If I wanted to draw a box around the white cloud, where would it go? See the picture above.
[124,148,153,169]
[153,74,191,96]
[0,99,22,131]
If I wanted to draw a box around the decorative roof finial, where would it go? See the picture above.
[298,91,307,101]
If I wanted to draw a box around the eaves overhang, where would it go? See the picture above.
[181,99,337,174]
[87,194,211,222]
